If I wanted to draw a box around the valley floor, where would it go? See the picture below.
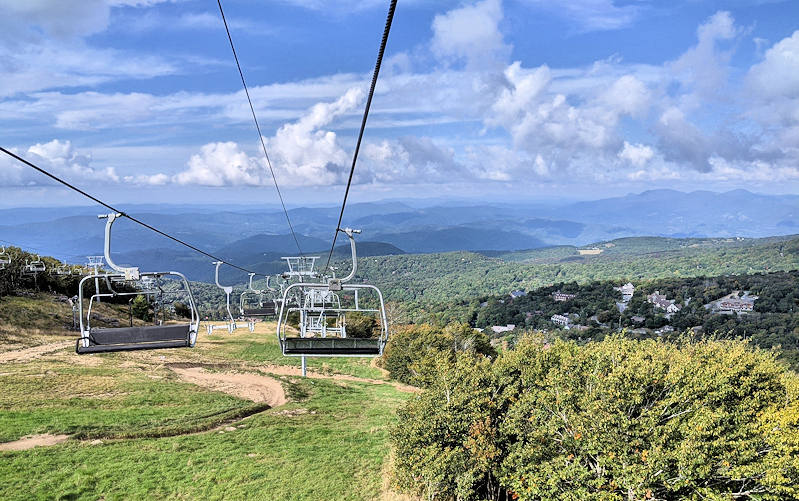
[0,321,413,500]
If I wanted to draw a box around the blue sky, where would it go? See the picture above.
[1,0,798,207]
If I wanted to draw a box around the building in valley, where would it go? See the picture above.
[551,314,569,327]
[648,291,681,313]
[553,291,576,302]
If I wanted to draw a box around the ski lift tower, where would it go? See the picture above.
[280,256,320,376]
[86,256,104,303]
[281,256,320,281]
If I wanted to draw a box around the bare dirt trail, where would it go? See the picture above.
[0,341,71,363]
[371,357,391,378]
[0,434,69,451]
[171,366,287,407]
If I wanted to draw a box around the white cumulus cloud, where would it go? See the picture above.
[0,139,120,186]
[618,142,654,167]
[173,142,267,187]
[431,0,510,69]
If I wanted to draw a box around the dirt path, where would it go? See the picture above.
[0,341,72,364]
[0,434,69,451]
[172,367,287,407]
[371,357,391,378]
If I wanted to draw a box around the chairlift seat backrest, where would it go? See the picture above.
[242,305,277,316]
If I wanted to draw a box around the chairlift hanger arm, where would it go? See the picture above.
[99,213,140,281]
[333,228,361,285]
[213,261,236,326]
[246,273,263,294]
[213,261,234,294]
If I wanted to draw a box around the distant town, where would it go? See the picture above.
[472,275,770,340]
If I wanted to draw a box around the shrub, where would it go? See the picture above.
[382,323,496,386]
[173,302,191,319]
[391,335,799,500]
[391,352,501,500]
[346,311,379,338]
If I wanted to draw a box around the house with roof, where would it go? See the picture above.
[647,291,681,313]
[491,324,516,334]
[552,291,576,302]
[710,291,759,313]
[614,282,635,300]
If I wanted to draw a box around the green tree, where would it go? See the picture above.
[391,352,500,501]
[130,295,151,322]
[173,301,191,319]
[345,311,378,338]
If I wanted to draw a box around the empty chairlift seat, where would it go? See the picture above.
[23,255,46,274]
[243,305,276,316]
[76,213,200,354]
[78,324,194,353]
[239,273,278,317]
[0,247,10,270]
[276,228,388,358]
[283,336,382,356]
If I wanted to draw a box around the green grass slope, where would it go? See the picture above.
[0,322,412,500]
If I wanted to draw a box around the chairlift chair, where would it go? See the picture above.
[76,213,199,354]
[55,264,72,276]
[207,261,250,334]
[277,228,388,357]
[240,273,278,317]
[0,247,10,270]
[23,255,46,275]
[281,256,320,281]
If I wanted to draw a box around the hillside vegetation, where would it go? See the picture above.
[357,235,799,321]
[3,234,799,500]
[391,335,799,500]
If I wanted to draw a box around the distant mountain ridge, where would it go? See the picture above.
[2,190,798,280]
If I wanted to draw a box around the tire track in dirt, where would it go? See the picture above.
[0,434,69,451]
[254,364,419,393]
[0,341,71,363]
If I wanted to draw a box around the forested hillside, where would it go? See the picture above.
[357,234,799,320]
[5,234,799,323]
[445,270,799,367]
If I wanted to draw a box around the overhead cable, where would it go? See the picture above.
[0,146,266,276]
[323,0,397,272]
[216,0,304,257]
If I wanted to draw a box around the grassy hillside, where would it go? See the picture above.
[0,320,412,500]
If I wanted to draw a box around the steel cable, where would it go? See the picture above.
[323,0,397,273]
